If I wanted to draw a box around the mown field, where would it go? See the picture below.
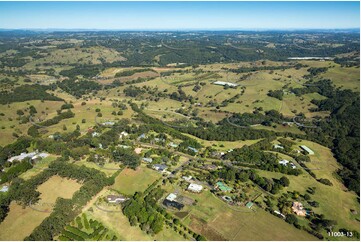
[111,164,162,196]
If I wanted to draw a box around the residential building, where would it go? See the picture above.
[107,195,127,204]
[0,186,9,193]
[278,159,290,166]
[273,144,284,149]
[7,150,49,163]
[182,175,193,182]
[142,157,153,163]
[187,146,198,153]
[292,202,307,216]
[188,183,203,193]
[119,131,129,139]
[246,201,254,209]
[153,164,168,172]
[215,181,232,192]
[166,193,177,201]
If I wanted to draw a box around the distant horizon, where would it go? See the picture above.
[0,1,359,30]
[0,27,359,32]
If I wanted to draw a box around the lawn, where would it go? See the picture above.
[19,156,58,180]
[111,164,162,196]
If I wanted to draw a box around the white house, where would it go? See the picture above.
[188,184,203,193]
[119,131,129,139]
[102,121,115,126]
[274,144,284,149]
[0,186,9,193]
[169,142,178,148]
[92,132,100,137]
[166,193,177,202]
[142,157,153,163]
[107,195,127,203]
[279,159,290,166]
[182,175,193,182]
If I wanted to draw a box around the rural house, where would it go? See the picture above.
[142,157,153,163]
[215,181,232,192]
[153,164,168,172]
[188,183,203,193]
[107,195,127,204]
[163,193,184,210]
[292,202,307,216]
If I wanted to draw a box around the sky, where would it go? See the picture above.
[0,1,359,30]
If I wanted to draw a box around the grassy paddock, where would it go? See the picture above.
[180,190,316,241]
[111,164,162,195]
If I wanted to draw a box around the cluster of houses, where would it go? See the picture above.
[7,150,49,163]
[278,159,297,169]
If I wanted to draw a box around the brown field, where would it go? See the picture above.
[0,175,81,240]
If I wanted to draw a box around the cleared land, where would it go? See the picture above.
[111,165,162,195]
[0,175,81,240]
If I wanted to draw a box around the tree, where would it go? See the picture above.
[285,214,298,225]
[279,176,290,187]
[16,110,24,116]
[27,126,39,137]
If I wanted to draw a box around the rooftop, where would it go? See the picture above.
[188,183,203,192]
[213,81,238,87]
[300,145,314,155]
[166,193,177,201]
[216,181,232,191]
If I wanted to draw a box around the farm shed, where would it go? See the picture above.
[300,145,314,155]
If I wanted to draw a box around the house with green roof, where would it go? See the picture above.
[215,181,232,192]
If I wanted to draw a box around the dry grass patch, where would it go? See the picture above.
[0,175,81,240]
